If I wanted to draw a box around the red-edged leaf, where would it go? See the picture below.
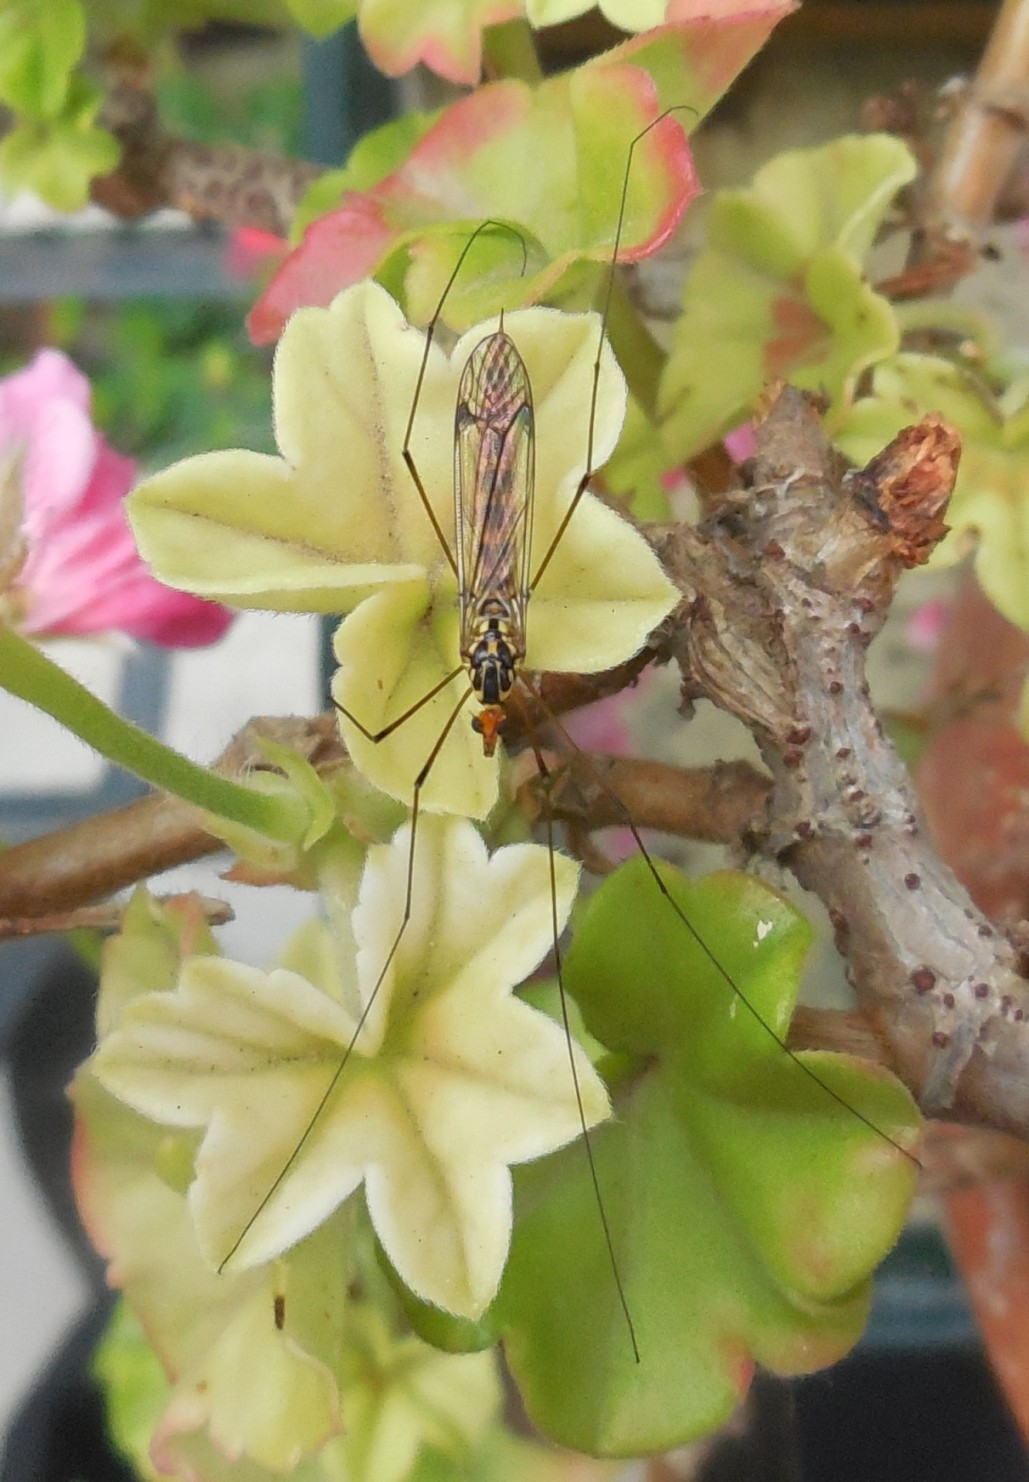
[360,0,520,86]
[251,5,797,343]
[249,63,696,344]
[253,5,796,342]
[916,574,1029,1442]
[945,1181,1029,1446]
[916,575,1029,923]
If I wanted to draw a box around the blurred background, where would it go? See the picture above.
[3,5,1029,1479]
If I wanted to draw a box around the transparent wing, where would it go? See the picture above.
[454,332,535,658]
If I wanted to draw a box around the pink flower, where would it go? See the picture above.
[0,350,232,646]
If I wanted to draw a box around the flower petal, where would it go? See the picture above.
[91,822,606,1321]
[331,584,495,819]
[273,283,456,573]
[130,447,427,612]
[4,348,232,646]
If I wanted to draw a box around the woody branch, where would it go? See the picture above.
[91,82,321,233]
[657,385,1029,1139]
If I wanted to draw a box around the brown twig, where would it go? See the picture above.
[923,0,1029,233]
[504,645,669,744]
[0,715,341,919]
[918,1121,1029,1193]
[657,385,1029,1140]
[9,396,1029,1145]
[91,83,322,233]
[521,754,771,844]
[0,894,233,939]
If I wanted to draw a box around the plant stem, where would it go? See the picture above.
[0,627,299,840]
[926,0,1029,229]
[481,20,543,84]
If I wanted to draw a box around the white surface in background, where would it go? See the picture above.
[0,1072,91,1440]
[0,637,127,793]
[163,610,320,761]
[0,609,322,1444]
[0,189,190,234]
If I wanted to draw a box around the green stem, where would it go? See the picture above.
[0,627,299,841]
[603,273,667,422]
[481,20,543,84]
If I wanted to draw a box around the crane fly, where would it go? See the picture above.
[455,328,534,759]
[215,119,671,1355]
[220,108,916,1347]
[329,236,645,1352]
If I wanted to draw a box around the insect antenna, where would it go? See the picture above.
[226,223,533,1269]
[510,102,918,1167]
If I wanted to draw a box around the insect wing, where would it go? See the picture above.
[454,332,535,659]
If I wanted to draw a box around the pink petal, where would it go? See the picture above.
[0,348,91,429]
[0,350,99,531]
[21,402,100,533]
[563,693,635,757]
[4,350,234,648]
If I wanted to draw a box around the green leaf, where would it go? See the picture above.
[94,1301,168,1482]
[712,133,917,267]
[0,75,118,210]
[494,858,920,1456]
[85,0,286,50]
[0,0,85,116]
[201,737,364,887]
[836,353,1029,632]
[603,396,673,521]
[380,1244,501,1355]
[293,111,439,240]
[659,134,916,459]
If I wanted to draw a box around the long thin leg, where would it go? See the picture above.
[530,107,694,594]
[219,685,475,1270]
[535,700,921,1169]
[530,739,641,1363]
[334,663,465,744]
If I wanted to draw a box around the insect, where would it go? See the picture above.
[216,115,686,1353]
[221,107,916,1345]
